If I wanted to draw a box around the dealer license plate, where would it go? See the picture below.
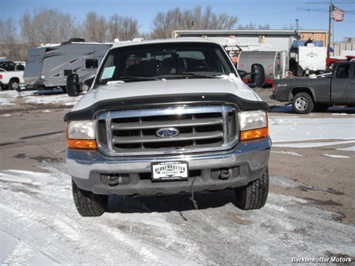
[151,161,188,181]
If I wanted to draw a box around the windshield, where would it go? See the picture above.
[96,42,235,84]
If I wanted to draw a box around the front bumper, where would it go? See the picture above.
[67,137,271,195]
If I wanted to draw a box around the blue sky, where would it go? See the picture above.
[1,0,354,41]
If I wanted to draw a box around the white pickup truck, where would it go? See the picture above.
[0,60,25,90]
[64,39,271,217]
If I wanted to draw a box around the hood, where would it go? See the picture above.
[73,75,262,111]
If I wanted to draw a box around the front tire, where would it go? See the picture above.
[234,168,269,210]
[292,92,314,114]
[72,179,108,217]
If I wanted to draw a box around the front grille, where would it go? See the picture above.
[96,105,239,156]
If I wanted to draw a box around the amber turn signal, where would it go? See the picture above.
[67,139,97,149]
[240,127,268,141]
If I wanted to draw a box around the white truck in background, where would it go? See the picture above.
[0,60,25,90]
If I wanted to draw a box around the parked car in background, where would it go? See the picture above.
[271,61,355,114]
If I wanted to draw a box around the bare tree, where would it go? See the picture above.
[107,15,140,41]
[107,15,121,41]
[150,5,239,39]
[121,17,139,40]
[20,8,76,47]
[151,7,184,39]
[0,18,23,60]
[82,12,108,42]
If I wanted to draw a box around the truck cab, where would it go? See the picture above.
[331,62,355,105]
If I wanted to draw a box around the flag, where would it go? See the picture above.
[331,4,344,22]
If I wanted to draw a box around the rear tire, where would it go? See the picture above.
[72,179,108,217]
[292,92,314,114]
[8,79,19,90]
[234,168,269,210]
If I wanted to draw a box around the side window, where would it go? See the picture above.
[86,59,98,69]
[16,64,25,71]
[336,65,349,79]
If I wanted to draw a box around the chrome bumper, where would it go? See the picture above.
[67,137,271,195]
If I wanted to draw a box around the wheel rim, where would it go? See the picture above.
[11,82,19,90]
[295,97,308,111]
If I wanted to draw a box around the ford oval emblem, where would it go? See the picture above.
[156,128,179,138]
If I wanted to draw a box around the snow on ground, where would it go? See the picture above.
[0,164,355,265]
[0,88,80,107]
[1,164,355,265]
[1,89,355,264]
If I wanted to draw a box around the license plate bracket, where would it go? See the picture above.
[151,161,188,181]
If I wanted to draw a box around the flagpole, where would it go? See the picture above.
[327,0,332,59]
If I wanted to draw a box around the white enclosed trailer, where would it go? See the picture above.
[237,50,288,85]
[24,39,112,90]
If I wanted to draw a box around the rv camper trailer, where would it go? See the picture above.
[24,39,112,90]
[237,50,288,85]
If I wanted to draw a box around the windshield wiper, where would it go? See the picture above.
[162,72,221,79]
[118,76,162,82]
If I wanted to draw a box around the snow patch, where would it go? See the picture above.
[337,146,355,152]
[323,154,351,159]
[271,150,303,157]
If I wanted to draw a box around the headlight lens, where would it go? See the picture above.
[238,110,267,131]
[67,121,96,139]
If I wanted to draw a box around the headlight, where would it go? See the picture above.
[67,121,96,139]
[238,110,268,141]
[66,121,97,149]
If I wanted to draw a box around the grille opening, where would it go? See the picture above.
[142,129,156,136]
[116,143,142,149]
[196,138,222,145]
[116,129,140,137]
[195,124,222,132]
[144,140,193,149]
[140,172,151,180]
[98,120,108,147]
[142,114,193,122]
[114,117,140,123]
[227,113,237,138]
[194,112,221,118]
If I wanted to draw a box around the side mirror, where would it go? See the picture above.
[67,74,80,96]
[237,63,265,87]
[249,63,265,87]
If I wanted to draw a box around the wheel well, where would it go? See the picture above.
[289,88,314,102]
[9,77,20,83]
